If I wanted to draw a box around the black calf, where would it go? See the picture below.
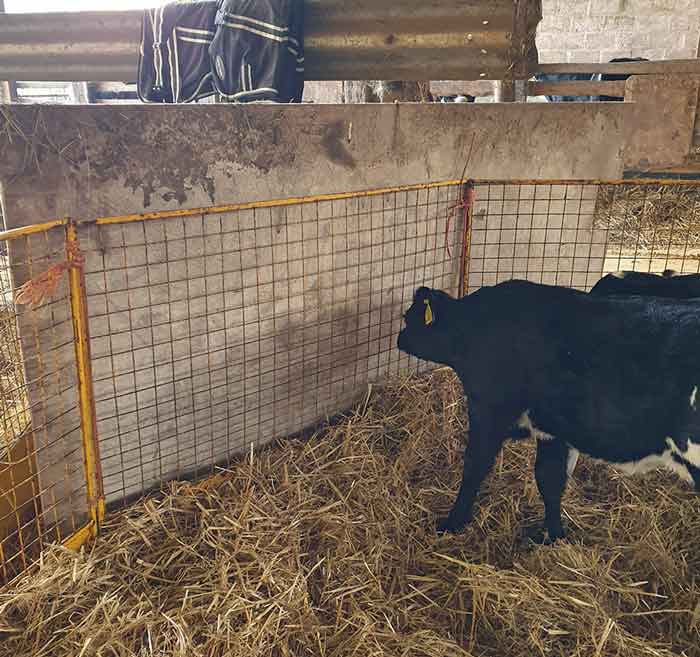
[397,281,700,542]
[534,57,648,103]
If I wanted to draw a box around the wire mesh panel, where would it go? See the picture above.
[465,182,700,293]
[0,227,89,582]
[466,182,604,292]
[82,186,465,506]
[595,184,700,275]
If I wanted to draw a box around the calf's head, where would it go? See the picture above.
[397,286,456,365]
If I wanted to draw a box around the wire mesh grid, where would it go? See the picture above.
[0,227,89,582]
[595,183,700,275]
[465,182,700,293]
[82,186,465,507]
[466,182,603,292]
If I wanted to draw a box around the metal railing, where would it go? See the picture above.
[0,219,99,581]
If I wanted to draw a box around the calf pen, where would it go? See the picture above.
[1,180,700,656]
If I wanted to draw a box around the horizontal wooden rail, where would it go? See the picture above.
[528,80,627,98]
[535,59,700,76]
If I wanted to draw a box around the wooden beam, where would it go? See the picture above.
[528,80,627,98]
[494,80,516,102]
[535,59,700,76]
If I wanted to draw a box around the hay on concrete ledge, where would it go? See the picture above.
[595,184,700,255]
[1,369,699,657]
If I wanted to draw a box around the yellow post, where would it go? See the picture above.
[65,220,104,539]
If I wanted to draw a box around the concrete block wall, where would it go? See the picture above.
[537,0,700,64]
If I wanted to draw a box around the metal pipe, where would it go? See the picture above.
[87,177,700,228]
[92,180,463,226]
[0,0,17,103]
[0,1,537,82]
[0,218,68,242]
[63,521,95,551]
[2,177,697,239]
[65,220,104,539]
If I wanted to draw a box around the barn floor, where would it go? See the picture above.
[1,369,699,657]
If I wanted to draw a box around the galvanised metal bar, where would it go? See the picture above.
[0,0,540,83]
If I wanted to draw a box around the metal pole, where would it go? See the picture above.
[0,0,18,103]
[65,220,104,541]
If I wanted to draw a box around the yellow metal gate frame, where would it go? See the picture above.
[0,219,105,555]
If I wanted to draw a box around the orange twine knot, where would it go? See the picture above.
[444,180,476,258]
[14,241,84,309]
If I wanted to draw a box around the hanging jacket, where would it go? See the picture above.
[209,0,304,103]
[137,1,218,104]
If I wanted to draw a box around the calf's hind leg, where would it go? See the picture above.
[534,438,571,542]
[688,463,700,492]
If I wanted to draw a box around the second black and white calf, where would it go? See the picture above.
[589,269,700,298]
[397,280,700,541]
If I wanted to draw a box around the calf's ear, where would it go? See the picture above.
[414,286,431,302]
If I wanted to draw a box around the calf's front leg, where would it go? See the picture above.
[438,408,505,534]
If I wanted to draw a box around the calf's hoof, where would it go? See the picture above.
[436,516,469,535]
[547,530,566,543]
[521,524,566,546]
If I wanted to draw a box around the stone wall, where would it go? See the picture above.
[537,0,700,63]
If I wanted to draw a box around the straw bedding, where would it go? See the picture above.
[1,369,699,656]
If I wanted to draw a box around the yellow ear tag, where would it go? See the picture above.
[424,299,433,326]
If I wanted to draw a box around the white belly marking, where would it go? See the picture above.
[685,440,700,466]
[612,451,691,483]
[611,436,700,484]
[566,448,579,476]
[667,436,700,469]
